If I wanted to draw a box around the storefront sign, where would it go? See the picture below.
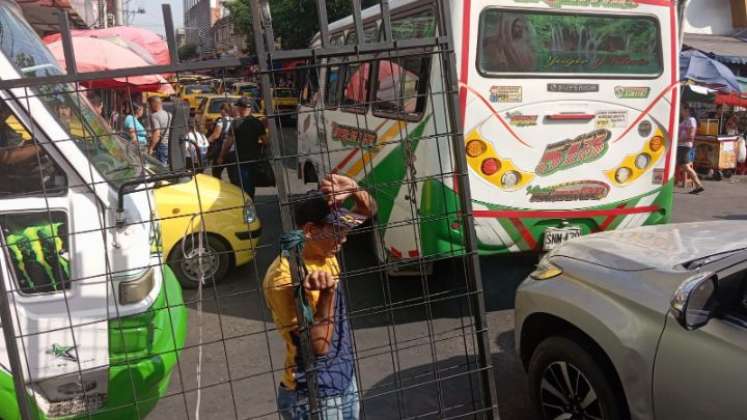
[595,110,628,129]
[515,0,638,9]
[615,86,650,99]
[528,180,610,202]
[489,86,522,103]
[548,83,599,93]
[505,112,538,127]
[331,123,377,147]
[535,129,612,176]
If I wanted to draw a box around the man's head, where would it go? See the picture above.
[293,191,366,258]
[148,96,163,112]
[234,97,253,117]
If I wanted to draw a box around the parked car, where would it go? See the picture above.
[195,94,242,133]
[232,81,260,98]
[515,221,747,420]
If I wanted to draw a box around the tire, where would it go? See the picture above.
[528,336,627,420]
[168,234,232,289]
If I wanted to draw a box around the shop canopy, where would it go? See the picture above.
[681,49,742,93]
[682,84,747,108]
[45,37,174,94]
[683,33,747,66]
[43,27,170,66]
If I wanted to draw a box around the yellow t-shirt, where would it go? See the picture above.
[263,255,340,390]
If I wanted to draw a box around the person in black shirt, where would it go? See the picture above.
[218,97,265,198]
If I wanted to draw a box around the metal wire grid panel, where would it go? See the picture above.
[0,1,498,419]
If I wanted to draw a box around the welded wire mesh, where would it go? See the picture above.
[0,1,496,419]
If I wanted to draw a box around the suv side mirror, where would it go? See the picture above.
[671,273,717,330]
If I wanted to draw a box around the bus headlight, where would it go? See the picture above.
[501,170,520,188]
[635,153,651,169]
[466,140,487,158]
[481,158,501,175]
[119,268,155,305]
[244,201,257,224]
[615,167,632,183]
[649,136,664,152]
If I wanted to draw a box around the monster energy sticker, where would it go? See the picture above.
[535,129,612,176]
[528,180,610,202]
[6,223,70,294]
[515,0,638,9]
[49,343,78,362]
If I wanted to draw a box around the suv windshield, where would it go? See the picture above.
[0,2,146,187]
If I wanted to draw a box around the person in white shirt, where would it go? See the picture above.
[677,103,704,194]
[185,117,209,172]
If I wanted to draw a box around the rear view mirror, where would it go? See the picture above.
[671,273,717,330]
[167,99,190,173]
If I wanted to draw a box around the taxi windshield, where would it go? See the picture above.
[0,3,147,187]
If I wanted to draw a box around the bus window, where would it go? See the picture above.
[0,104,67,198]
[373,56,430,120]
[341,62,371,112]
[325,65,341,109]
[391,9,436,40]
[346,24,380,44]
[477,9,662,77]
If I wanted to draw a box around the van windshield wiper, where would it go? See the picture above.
[684,248,747,270]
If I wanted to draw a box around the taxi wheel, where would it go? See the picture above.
[168,235,232,289]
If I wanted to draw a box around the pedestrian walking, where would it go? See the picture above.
[184,117,209,172]
[264,174,376,420]
[218,97,264,198]
[147,96,172,165]
[677,103,704,194]
[124,102,147,148]
[207,102,233,179]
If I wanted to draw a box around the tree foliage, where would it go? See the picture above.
[224,0,379,51]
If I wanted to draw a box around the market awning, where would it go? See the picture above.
[681,50,741,93]
[683,33,747,65]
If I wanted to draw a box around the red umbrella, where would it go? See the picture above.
[45,37,174,93]
[43,26,170,66]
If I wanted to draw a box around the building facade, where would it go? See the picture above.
[183,0,225,57]
[682,0,747,76]
[211,15,246,57]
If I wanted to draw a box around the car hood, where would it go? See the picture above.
[155,173,249,211]
[554,221,747,271]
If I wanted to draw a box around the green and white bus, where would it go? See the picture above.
[0,1,186,418]
[297,0,680,259]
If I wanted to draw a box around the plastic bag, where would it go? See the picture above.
[738,137,747,163]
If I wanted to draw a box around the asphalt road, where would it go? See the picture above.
[149,126,747,420]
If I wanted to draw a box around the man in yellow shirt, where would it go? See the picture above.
[264,174,376,420]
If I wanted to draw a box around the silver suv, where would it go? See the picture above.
[515,221,747,420]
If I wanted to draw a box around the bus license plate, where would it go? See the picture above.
[543,226,582,251]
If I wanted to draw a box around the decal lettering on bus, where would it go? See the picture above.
[535,129,612,176]
[547,83,600,93]
[615,86,651,99]
[331,122,378,148]
[506,112,538,127]
[514,0,638,9]
[596,111,628,129]
[527,180,610,202]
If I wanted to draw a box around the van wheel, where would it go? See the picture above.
[168,235,232,289]
[528,336,625,420]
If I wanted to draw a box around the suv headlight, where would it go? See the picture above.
[530,258,563,280]
[244,201,257,224]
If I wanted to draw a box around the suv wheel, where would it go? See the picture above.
[528,336,626,420]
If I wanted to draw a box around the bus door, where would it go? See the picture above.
[461,1,678,253]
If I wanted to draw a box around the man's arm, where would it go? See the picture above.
[304,270,337,355]
[148,116,161,153]
[217,130,235,164]
[0,143,39,165]
[207,120,222,143]
[320,174,377,218]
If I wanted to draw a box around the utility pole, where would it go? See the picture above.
[112,0,123,26]
[97,0,108,28]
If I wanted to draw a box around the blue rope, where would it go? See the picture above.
[280,230,314,323]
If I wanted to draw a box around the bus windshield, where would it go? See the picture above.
[478,9,662,77]
[0,2,148,187]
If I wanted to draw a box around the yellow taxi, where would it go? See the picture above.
[178,83,216,111]
[195,94,241,133]
[232,81,261,98]
[271,87,299,118]
[154,172,262,288]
